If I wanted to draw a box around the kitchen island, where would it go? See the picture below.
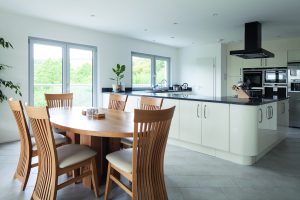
[102,91,289,165]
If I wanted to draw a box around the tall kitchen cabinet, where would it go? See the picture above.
[201,102,230,151]
[179,100,230,151]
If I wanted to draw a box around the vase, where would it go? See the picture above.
[112,84,121,92]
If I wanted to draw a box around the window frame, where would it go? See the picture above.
[131,52,170,90]
[28,37,98,106]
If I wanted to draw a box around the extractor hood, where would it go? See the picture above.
[230,21,274,59]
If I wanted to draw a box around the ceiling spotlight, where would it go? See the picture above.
[212,13,219,17]
[152,40,156,42]
[144,29,148,32]
[218,38,224,43]
[90,14,95,17]
[170,36,175,39]
[173,22,178,25]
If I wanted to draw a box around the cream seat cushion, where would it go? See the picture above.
[32,132,67,151]
[106,148,132,173]
[57,144,97,168]
[120,137,133,146]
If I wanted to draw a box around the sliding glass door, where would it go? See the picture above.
[29,38,97,106]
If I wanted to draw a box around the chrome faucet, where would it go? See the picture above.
[160,79,168,89]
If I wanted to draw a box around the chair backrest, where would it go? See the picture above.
[25,106,58,200]
[108,94,128,111]
[132,106,175,199]
[44,93,73,108]
[8,99,33,175]
[140,96,163,110]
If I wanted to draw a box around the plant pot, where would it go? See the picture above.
[112,84,121,92]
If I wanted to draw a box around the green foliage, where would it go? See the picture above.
[0,38,22,103]
[33,58,92,106]
[132,58,167,87]
[110,64,125,85]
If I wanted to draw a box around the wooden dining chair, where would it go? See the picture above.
[108,94,128,111]
[44,93,73,108]
[120,96,164,147]
[8,99,67,191]
[104,106,175,200]
[25,106,100,200]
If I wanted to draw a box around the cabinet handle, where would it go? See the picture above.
[259,108,263,123]
[197,104,200,118]
[266,106,269,119]
[204,105,207,119]
[271,106,273,119]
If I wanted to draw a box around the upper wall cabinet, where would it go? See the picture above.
[288,50,300,62]
[266,50,287,67]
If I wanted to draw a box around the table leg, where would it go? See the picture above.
[80,135,109,188]
[66,131,80,144]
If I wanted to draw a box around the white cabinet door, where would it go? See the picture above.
[179,100,202,144]
[277,100,289,126]
[201,102,230,151]
[124,96,140,112]
[268,102,277,130]
[162,99,180,139]
[266,50,287,67]
[102,93,110,108]
[288,50,300,62]
[243,59,261,68]
[258,104,268,129]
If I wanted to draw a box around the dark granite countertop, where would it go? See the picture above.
[103,91,288,106]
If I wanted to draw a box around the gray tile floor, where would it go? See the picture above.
[1,128,300,200]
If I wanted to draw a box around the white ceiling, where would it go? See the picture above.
[1,0,300,47]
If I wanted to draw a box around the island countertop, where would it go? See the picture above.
[103,91,288,106]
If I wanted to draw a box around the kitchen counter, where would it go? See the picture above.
[102,91,289,165]
[103,90,288,106]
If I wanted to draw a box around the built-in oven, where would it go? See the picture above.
[291,82,300,91]
[243,69,263,88]
[264,69,287,84]
[264,85,287,98]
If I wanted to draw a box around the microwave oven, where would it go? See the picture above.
[243,70,263,88]
[264,69,287,84]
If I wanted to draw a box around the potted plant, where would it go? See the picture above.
[0,37,22,102]
[110,64,125,92]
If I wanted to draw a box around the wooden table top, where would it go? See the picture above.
[49,107,134,138]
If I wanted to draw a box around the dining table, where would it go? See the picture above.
[49,107,134,188]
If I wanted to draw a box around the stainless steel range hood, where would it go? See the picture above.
[230,22,274,59]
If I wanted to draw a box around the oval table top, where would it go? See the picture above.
[49,107,134,138]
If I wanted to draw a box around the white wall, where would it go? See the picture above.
[177,43,227,97]
[0,10,179,143]
[226,36,300,96]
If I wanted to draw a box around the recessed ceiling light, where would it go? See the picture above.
[144,29,148,32]
[192,42,195,45]
[170,36,175,39]
[212,13,219,17]
[276,35,281,38]
[90,14,95,17]
[173,22,178,25]
[152,40,156,42]
[218,38,224,43]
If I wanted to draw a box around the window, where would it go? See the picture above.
[132,52,170,88]
[29,38,97,106]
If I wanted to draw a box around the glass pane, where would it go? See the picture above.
[69,48,93,107]
[33,44,63,106]
[132,56,151,88]
[155,59,168,87]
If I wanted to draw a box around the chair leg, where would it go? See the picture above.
[104,163,112,200]
[90,157,100,198]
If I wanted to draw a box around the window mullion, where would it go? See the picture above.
[152,56,156,87]
[63,44,69,93]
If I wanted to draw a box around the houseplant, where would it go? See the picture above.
[0,37,22,102]
[110,64,125,92]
